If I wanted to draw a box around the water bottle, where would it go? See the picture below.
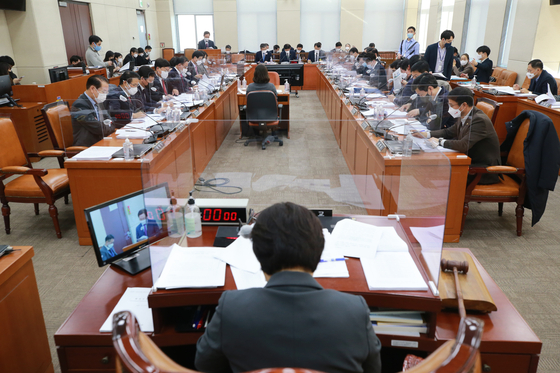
[403,131,414,157]
[184,192,202,238]
[123,137,134,161]
[237,78,241,90]
[166,191,185,238]
[284,79,290,93]
[472,76,477,87]
[360,87,365,99]
[242,77,247,89]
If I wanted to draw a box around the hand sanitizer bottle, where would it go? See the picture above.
[403,131,414,157]
[185,192,202,238]
[284,79,290,93]
[123,137,133,161]
[166,191,185,238]
[242,77,247,89]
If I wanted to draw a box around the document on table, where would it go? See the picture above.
[99,287,153,332]
[384,108,408,118]
[330,219,383,258]
[213,236,261,273]
[121,62,130,71]
[389,121,425,135]
[116,128,150,139]
[361,252,428,291]
[155,245,226,289]
[71,146,122,160]
[231,266,267,290]
[313,229,349,278]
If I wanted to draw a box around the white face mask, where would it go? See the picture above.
[202,58,207,63]
[118,57,123,62]
[197,60,203,65]
[133,53,138,58]
[160,70,169,79]
[139,53,144,57]
[145,52,150,56]
[95,89,107,103]
[126,84,138,96]
[204,37,209,41]
[477,54,483,60]
[345,46,350,51]
[225,50,231,54]
[448,105,462,118]
[526,72,535,79]
[460,60,468,66]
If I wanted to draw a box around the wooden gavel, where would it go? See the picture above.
[441,259,469,319]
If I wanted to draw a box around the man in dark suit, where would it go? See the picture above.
[187,51,205,83]
[307,42,326,63]
[71,75,120,147]
[471,45,493,83]
[363,52,387,91]
[99,234,117,262]
[166,56,190,95]
[137,66,161,113]
[513,59,558,95]
[296,43,305,54]
[123,48,138,67]
[279,44,296,63]
[152,58,173,100]
[106,71,146,125]
[423,30,455,79]
[393,59,429,107]
[135,208,161,241]
[407,73,452,130]
[195,202,382,373]
[198,31,216,50]
[255,43,272,64]
[420,87,501,184]
[135,47,150,66]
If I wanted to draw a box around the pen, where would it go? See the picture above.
[320,258,347,263]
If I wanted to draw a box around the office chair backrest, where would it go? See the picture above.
[268,71,280,85]
[475,97,500,124]
[0,117,28,170]
[246,91,279,123]
[162,48,175,61]
[506,118,530,169]
[42,101,73,150]
[491,67,504,79]
[498,69,517,86]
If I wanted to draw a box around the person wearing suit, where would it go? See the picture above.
[71,75,120,147]
[106,71,146,126]
[99,235,117,262]
[471,45,493,83]
[123,48,138,67]
[420,87,501,185]
[307,42,326,63]
[364,52,387,91]
[423,30,455,79]
[195,202,382,373]
[331,41,343,53]
[296,43,305,54]
[144,45,152,64]
[198,31,216,50]
[166,56,190,95]
[407,73,452,130]
[279,44,296,63]
[394,60,429,107]
[513,59,558,96]
[135,47,150,66]
[255,43,272,64]
[135,209,161,241]
[152,58,173,100]
[187,51,205,82]
[137,66,161,113]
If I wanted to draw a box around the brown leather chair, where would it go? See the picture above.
[162,48,175,61]
[491,69,517,86]
[184,48,195,60]
[245,53,256,63]
[462,118,530,236]
[491,67,504,80]
[271,53,280,63]
[113,311,326,373]
[41,101,87,167]
[268,71,280,86]
[475,97,501,125]
[521,76,531,90]
[0,116,71,238]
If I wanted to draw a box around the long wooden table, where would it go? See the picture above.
[54,225,541,373]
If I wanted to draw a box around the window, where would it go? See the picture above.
[237,0,277,52]
[417,0,431,52]
[300,0,341,52]
[462,0,489,59]
[362,0,405,51]
[498,0,517,68]
[439,0,455,35]
[174,0,214,50]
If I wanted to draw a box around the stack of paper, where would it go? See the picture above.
[384,108,408,118]
[313,229,349,278]
[331,219,383,258]
[99,287,153,332]
[71,146,122,160]
[154,245,226,289]
[213,236,266,290]
[115,129,150,139]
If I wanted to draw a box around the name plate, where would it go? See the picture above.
[215,92,221,98]
[154,141,165,153]
[344,98,350,105]
[192,110,200,118]
[351,107,359,116]
[375,140,386,152]
[204,101,211,107]
[339,91,344,97]
[360,121,369,130]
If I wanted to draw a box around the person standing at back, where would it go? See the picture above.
[471,46,493,83]
[397,26,420,59]
[195,202,382,373]
[423,30,455,79]
[198,31,217,49]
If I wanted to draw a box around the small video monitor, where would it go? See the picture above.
[84,183,170,275]
[49,66,69,83]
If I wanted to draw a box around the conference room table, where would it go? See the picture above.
[54,222,541,373]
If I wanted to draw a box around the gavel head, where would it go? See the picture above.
[440,258,469,274]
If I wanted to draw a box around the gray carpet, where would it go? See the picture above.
[0,90,558,372]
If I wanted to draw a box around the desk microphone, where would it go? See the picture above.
[373,94,417,136]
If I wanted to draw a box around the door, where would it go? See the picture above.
[137,10,148,48]
[59,1,93,64]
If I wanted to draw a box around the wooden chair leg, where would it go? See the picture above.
[48,204,62,239]
[34,203,40,215]
[515,204,524,236]
[498,202,503,216]
[1,202,10,234]
[64,194,69,204]
[461,200,470,236]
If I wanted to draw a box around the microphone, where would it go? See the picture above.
[238,224,253,239]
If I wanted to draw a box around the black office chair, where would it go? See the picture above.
[245,90,283,150]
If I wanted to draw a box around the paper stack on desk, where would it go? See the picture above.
[155,244,226,289]
[115,128,150,139]
[313,229,349,278]
[71,146,122,161]
[99,287,153,333]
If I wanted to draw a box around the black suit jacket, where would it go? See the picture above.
[501,110,560,225]
[135,55,150,66]
[71,93,118,147]
[255,51,272,63]
[431,106,501,184]
[280,50,296,63]
[474,59,493,83]
[151,76,167,102]
[419,86,453,130]
[307,49,326,63]
[123,54,135,66]
[106,86,143,125]
[187,61,202,81]
[529,70,558,95]
[166,67,188,94]
[195,271,381,373]
[198,39,216,49]
[367,62,388,91]
[138,85,159,112]
[423,42,454,79]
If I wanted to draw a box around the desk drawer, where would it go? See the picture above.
[480,353,533,373]
[64,347,116,371]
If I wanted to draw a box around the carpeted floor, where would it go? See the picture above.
[1,90,558,372]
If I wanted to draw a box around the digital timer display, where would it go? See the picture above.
[200,207,247,225]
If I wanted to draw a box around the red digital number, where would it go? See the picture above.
[157,207,165,221]
[203,209,211,221]
[213,208,222,221]
[147,211,154,220]
[231,212,237,221]
[224,212,230,221]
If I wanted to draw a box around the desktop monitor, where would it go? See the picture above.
[49,66,69,83]
[84,183,170,274]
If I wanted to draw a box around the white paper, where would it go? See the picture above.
[155,245,226,289]
[231,266,267,290]
[377,227,409,252]
[389,121,425,135]
[331,219,383,258]
[535,84,556,105]
[99,288,153,332]
[71,146,122,160]
[121,62,130,71]
[361,252,428,291]
[116,129,150,139]
[432,73,446,79]
[384,108,408,118]
[313,229,349,278]
[213,236,261,274]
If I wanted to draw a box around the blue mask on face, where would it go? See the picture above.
[407,33,414,39]
[363,62,367,67]
[94,45,102,52]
